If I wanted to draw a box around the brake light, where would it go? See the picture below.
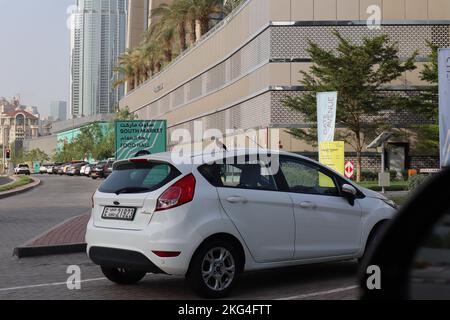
[129,159,148,164]
[155,174,196,212]
[152,251,181,258]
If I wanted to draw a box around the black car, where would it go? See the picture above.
[91,161,107,179]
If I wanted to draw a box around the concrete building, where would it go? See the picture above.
[23,113,115,156]
[50,101,67,122]
[0,101,39,147]
[70,0,128,118]
[119,0,450,171]
[126,0,174,51]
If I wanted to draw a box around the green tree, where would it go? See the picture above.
[25,149,50,164]
[190,0,224,36]
[283,31,417,182]
[411,42,439,156]
[152,0,190,52]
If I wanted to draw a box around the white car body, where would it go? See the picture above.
[86,150,396,297]
[80,165,87,175]
[39,165,48,174]
[14,164,31,175]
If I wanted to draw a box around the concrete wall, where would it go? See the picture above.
[23,135,58,156]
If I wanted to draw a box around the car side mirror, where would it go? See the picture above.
[342,184,357,205]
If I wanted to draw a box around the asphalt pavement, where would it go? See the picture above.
[0,176,12,186]
[0,175,360,300]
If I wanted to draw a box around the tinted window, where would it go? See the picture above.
[99,161,181,194]
[280,157,338,196]
[199,161,278,191]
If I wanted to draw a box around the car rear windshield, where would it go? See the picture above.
[19,165,29,168]
[98,161,181,194]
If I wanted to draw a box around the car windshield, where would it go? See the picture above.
[19,165,28,168]
[98,161,181,194]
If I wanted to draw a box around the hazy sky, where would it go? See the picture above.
[0,0,75,117]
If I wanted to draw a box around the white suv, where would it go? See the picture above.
[86,150,396,298]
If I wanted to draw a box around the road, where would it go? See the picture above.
[0,176,12,186]
[0,175,360,300]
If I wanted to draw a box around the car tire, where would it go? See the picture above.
[186,240,241,299]
[359,222,388,264]
[100,266,146,285]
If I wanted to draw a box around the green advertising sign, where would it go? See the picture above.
[115,120,167,160]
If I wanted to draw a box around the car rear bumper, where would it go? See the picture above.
[85,216,200,276]
[88,246,167,273]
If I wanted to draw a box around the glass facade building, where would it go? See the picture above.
[70,0,128,117]
[50,101,67,122]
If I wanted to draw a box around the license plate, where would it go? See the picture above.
[102,207,137,221]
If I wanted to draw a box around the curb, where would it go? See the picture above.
[0,176,41,199]
[13,213,89,259]
[14,244,87,259]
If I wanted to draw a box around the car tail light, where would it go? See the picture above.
[155,174,196,212]
[129,159,148,164]
[152,251,181,258]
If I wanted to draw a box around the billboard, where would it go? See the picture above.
[115,120,167,160]
[439,49,450,167]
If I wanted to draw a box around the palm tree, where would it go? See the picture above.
[153,20,176,63]
[152,0,189,52]
[190,0,224,36]
[114,50,138,90]
[139,41,163,77]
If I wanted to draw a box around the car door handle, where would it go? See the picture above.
[226,196,248,204]
[298,201,316,209]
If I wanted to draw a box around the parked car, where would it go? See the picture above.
[86,150,397,298]
[51,163,63,174]
[67,162,88,176]
[103,159,115,179]
[14,164,31,175]
[85,163,97,177]
[80,165,87,176]
[91,161,107,179]
[61,161,83,175]
[39,164,52,174]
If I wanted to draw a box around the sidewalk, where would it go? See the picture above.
[14,213,90,258]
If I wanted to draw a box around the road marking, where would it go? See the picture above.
[275,285,359,300]
[0,277,107,292]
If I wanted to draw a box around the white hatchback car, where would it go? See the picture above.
[86,150,397,298]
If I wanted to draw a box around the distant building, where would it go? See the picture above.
[70,0,128,118]
[0,99,39,147]
[50,101,67,121]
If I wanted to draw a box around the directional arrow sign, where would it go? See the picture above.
[345,161,354,179]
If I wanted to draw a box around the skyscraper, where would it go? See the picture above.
[50,101,67,121]
[70,0,128,117]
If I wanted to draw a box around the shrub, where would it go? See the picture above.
[407,174,429,191]
[361,171,378,181]
[389,170,399,181]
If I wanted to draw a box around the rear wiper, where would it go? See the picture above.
[114,187,152,195]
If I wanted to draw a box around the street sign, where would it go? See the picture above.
[115,120,167,161]
[344,161,354,179]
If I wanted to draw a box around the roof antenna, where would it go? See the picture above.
[233,127,267,150]
[211,137,228,151]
